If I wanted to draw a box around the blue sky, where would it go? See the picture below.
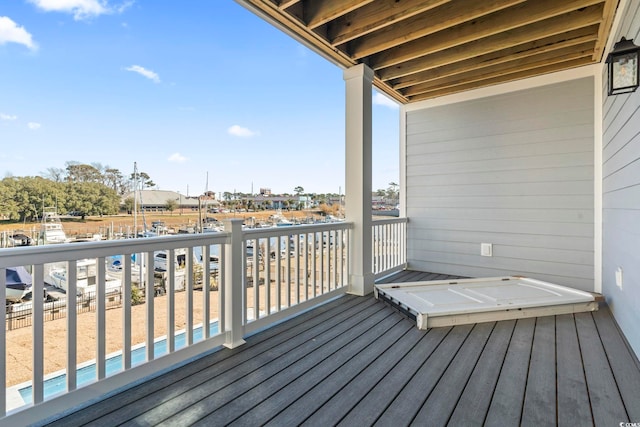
[0,0,399,196]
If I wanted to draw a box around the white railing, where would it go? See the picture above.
[241,221,351,334]
[0,219,352,424]
[372,217,408,279]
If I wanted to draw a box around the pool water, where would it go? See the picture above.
[18,322,219,404]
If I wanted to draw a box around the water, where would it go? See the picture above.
[17,322,219,404]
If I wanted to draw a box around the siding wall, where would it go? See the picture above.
[405,78,595,291]
[602,0,640,358]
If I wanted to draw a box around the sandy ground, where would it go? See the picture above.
[5,269,333,388]
[5,289,219,387]
[0,210,317,238]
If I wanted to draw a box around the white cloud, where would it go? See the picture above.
[27,122,41,130]
[228,125,258,137]
[373,92,399,109]
[27,0,132,21]
[168,152,187,163]
[0,113,18,121]
[124,65,160,83]
[0,17,38,50]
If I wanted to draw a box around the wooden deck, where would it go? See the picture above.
[43,271,640,426]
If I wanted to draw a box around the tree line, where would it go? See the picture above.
[1,162,154,222]
[43,161,154,195]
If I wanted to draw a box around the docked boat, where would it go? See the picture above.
[106,254,147,286]
[47,258,121,296]
[154,249,187,271]
[39,209,70,245]
[268,211,294,227]
[5,266,34,303]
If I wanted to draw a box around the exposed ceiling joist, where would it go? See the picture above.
[237,0,620,103]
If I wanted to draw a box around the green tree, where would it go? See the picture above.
[129,171,155,190]
[2,176,64,221]
[104,168,127,195]
[0,179,19,220]
[65,162,102,183]
[64,182,119,216]
[165,198,178,215]
[294,186,304,196]
[387,182,399,200]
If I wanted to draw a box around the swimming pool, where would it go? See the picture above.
[16,321,219,406]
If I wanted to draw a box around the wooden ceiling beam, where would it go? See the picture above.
[377,5,604,81]
[368,0,605,68]
[304,0,373,30]
[408,57,593,101]
[349,0,526,60]
[327,0,451,46]
[277,0,301,9]
[238,0,357,69]
[403,43,595,96]
[391,27,599,89]
[592,0,619,60]
[238,0,619,104]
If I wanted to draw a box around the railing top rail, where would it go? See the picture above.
[243,221,353,239]
[0,232,231,268]
[372,217,408,225]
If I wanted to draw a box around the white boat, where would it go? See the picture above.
[39,209,70,245]
[154,249,187,271]
[47,258,121,296]
[5,266,34,303]
[268,211,294,227]
[106,254,148,286]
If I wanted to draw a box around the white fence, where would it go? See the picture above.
[0,219,353,422]
[0,216,409,424]
[372,217,408,279]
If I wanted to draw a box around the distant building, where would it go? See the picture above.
[121,190,200,212]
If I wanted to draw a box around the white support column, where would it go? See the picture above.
[344,63,375,296]
[223,219,246,348]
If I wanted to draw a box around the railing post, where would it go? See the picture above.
[223,219,246,349]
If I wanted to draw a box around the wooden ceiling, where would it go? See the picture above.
[236,0,619,104]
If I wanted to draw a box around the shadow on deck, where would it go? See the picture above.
[43,271,640,426]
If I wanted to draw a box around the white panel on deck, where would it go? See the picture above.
[375,276,597,329]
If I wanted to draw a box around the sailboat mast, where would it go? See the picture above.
[133,162,138,237]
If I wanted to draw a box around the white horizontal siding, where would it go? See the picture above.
[406,78,595,290]
[601,0,640,359]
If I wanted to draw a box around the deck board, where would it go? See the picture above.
[262,321,414,426]
[43,270,640,427]
[374,323,474,425]
[412,322,495,426]
[207,311,403,426]
[335,326,451,426]
[591,308,640,420]
[297,326,427,426]
[447,320,515,426]
[556,314,593,426]
[575,312,629,425]
[484,317,535,426]
[143,300,390,426]
[233,315,411,426]
[521,315,557,426]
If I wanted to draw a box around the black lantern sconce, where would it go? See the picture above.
[606,37,640,95]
